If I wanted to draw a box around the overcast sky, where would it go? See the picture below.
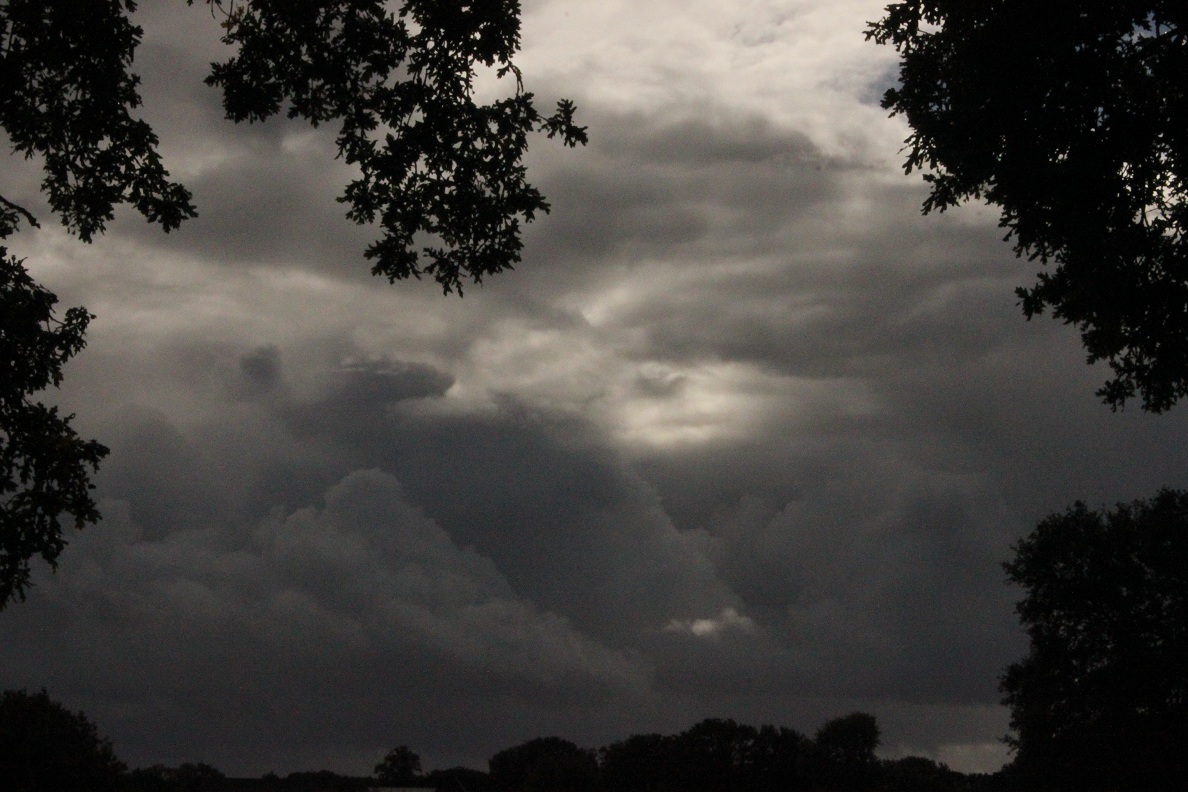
[4,0,1188,779]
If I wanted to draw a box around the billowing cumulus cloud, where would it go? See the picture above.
[0,470,649,772]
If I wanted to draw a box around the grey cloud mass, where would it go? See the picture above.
[5,0,1188,780]
[0,470,648,773]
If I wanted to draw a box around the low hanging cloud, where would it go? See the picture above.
[0,469,649,772]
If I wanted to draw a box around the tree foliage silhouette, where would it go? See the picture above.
[123,762,227,792]
[0,0,584,606]
[426,765,495,792]
[809,712,880,792]
[488,737,598,792]
[0,1,197,241]
[0,688,126,792]
[0,246,107,607]
[204,0,587,294]
[667,719,756,792]
[880,756,959,792]
[375,745,424,785]
[596,719,814,792]
[867,2,1188,411]
[598,733,674,792]
[1000,490,1188,791]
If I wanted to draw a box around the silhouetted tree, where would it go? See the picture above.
[807,712,880,791]
[284,769,361,791]
[202,0,587,294]
[375,746,424,786]
[0,0,584,287]
[599,721,809,792]
[489,737,598,792]
[0,688,126,792]
[1000,490,1188,791]
[881,756,958,792]
[0,0,583,605]
[425,766,494,792]
[867,3,1188,411]
[123,766,174,792]
[0,246,107,608]
[749,724,809,792]
[598,733,675,792]
[667,719,761,792]
[123,763,227,792]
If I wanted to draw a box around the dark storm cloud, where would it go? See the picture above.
[108,123,381,278]
[48,339,741,646]
[721,469,1021,701]
[238,344,282,396]
[561,172,1028,382]
[268,360,738,646]
[625,432,1025,711]
[94,405,235,539]
[0,469,649,773]
[2,99,1040,774]
[517,108,837,274]
[284,356,457,434]
[18,312,1034,771]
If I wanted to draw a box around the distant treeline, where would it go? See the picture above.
[117,713,1010,792]
[4,689,1017,792]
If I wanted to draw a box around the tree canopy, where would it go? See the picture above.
[0,246,107,607]
[867,2,1188,411]
[1000,490,1188,791]
[1,0,586,287]
[0,688,126,792]
[374,745,424,786]
[488,736,598,792]
[123,762,227,792]
[809,713,881,792]
[0,0,584,607]
[204,0,587,294]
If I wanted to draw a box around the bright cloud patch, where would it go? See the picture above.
[665,607,757,639]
